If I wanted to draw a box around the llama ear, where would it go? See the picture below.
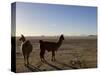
[61,34,63,36]
[21,34,24,37]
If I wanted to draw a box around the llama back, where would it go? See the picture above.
[39,40,57,52]
[24,40,32,47]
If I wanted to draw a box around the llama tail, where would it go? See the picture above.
[39,40,43,44]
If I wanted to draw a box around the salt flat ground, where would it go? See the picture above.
[16,36,97,73]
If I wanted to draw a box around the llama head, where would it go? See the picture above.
[60,34,64,40]
[19,34,25,42]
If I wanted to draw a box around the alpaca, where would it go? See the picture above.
[19,34,33,65]
[39,34,64,62]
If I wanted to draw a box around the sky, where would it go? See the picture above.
[13,2,97,36]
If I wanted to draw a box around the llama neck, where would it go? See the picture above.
[22,38,26,42]
[57,38,63,47]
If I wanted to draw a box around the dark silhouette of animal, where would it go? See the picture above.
[39,34,64,62]
[19,34,33,65]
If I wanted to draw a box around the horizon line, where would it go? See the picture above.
[12,34,97,37]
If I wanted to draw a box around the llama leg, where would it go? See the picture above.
[51,51,55,61]
[51,52,53,61]
[42,51,45,61]
[40,50,45,62]
[23,52,27,65]
[27,55,29,65]
[54,53,56,61]
[24,56,25,64]
[42,52,45,62]
[40,51,43,61]
[23,55,26,65]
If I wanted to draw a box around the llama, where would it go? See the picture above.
[39,34,64,62]
[19,34,33,65]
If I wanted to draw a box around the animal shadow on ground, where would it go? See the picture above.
[25,64,41,72]
[44,60,63,70]
[25,60,78,72]
[55,60,78,69]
